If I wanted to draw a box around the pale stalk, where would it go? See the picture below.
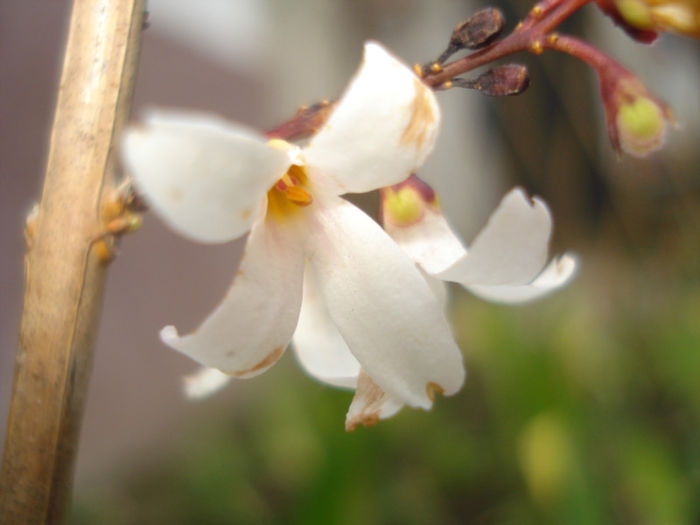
[0,1,144,523]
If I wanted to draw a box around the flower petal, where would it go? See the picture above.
[436,188,552,286]
[161,212,305,376]
[183,367,232,399]
[381,178,467,275]
[466,253,578,304]
[306,196,464,409]
[345,371,404,431]
[121,110,291,243]
[292,266,361,389]
[304,42,440,194]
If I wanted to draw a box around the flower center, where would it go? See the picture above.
[274,164,313,207]
[266,164,313,220]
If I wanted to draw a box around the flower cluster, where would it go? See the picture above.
[413,0,699,158]
[121,42,576,429]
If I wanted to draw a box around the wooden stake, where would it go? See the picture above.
[0,1,144,523]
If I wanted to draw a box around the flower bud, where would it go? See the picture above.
[451,8,506,50]
[601,75,672,156]
[596,0,700,40]
[452,64,530,97]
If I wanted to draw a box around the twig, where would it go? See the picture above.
[0,1,144,523]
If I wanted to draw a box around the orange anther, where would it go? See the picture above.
[284,186,313,206]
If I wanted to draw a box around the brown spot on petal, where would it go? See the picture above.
[345,372,389,432]
[345,412,380,432]
[400,78,437,151]
[230,346,284,377]
[426,382,445,402]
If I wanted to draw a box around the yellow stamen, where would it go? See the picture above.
[267,162,314,218]
[284,186,313,206]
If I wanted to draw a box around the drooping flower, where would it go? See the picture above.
[121,42,465,428]
[598,73,672,157]
[183,175,577,430]
[596,0,700,41]
[381,175,577,304]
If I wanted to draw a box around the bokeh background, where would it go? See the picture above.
[1,1,698,523]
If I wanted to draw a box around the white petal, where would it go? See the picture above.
[306,196,464,409]
[437,188,552,286]
[467,253,578,304]
[121,110,291,243]
[383,197,467,276]
[423,270,450,307]
[161,213,305,376]
[304,42,440,194]
[345,371,404,431]
[182,367,232,399]
[292,266,361,389]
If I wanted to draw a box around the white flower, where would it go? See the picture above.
[121,42,465,429]
[381,175,578,304]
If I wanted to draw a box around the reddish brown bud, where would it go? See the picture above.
[453,64,530,96]
[451,8,506,50]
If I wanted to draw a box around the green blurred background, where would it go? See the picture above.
[1,1,698,523]
[71,270,700,524]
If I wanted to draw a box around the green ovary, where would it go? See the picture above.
[384,187,424,226]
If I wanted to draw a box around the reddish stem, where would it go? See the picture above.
[542,33,625,75]
[265,101,335,141]
[267,0,597,139]
[423,0,592,87]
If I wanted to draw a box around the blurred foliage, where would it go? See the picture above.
[70,257,699,524]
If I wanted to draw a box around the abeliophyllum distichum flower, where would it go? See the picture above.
[121,0,695,429]
[122,44,465,430]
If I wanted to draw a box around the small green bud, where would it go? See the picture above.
[616,95,667,156]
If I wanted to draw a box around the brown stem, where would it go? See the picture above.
[423,0,592,87]
[526,0,591,34]
[0,1,145,524]
[266,0,595,138]
[543,33,625,74]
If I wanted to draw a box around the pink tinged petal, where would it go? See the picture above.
[437,188,552,286]
[161,214,305,376]
[345,371,404,432]
[306,196,465,409]
[121,110,291,243]
[292,267,361,389]
[467,253,578,304]
[304,42,440,194]
[182,367,232,400]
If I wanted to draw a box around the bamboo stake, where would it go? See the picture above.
[0,1,144,523]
